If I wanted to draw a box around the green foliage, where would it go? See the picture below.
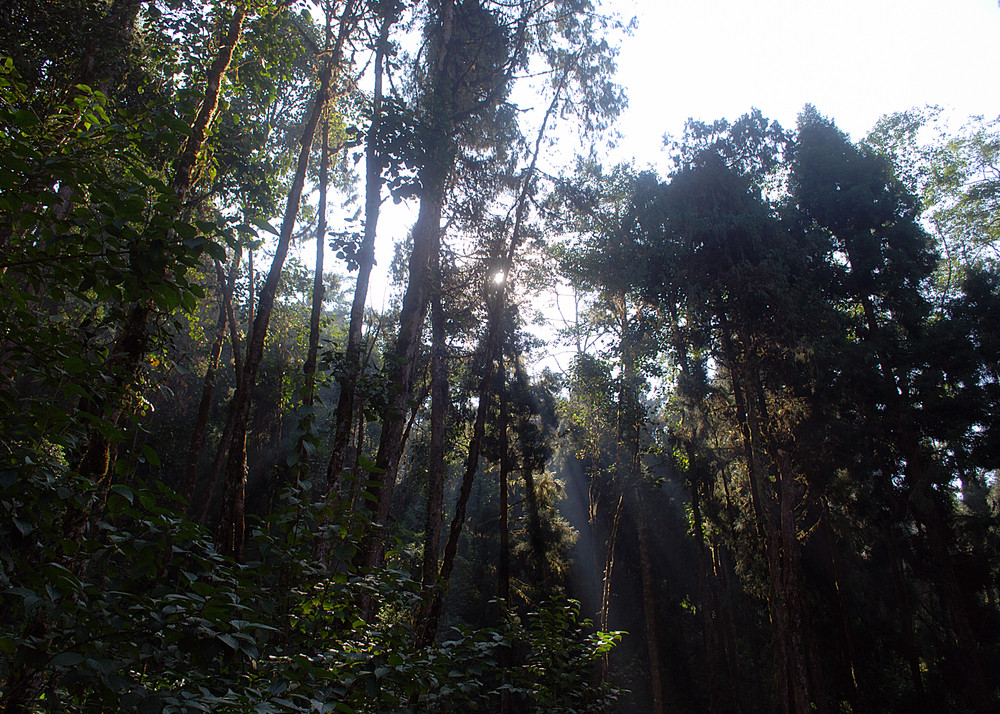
[0,56,225,460]
[511,599,622,712]
[1,467,619,712]
[868,107,1000,296]
[2,0,632,707]
[553,104,1000,713]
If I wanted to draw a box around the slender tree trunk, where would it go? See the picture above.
[74,3,246,487]
[520,455,549,587]
[326,6,394,488]
[617,328,664,714]
[293,118,331,488]
[361,0,542,571]
[634,483,664,714]
[417,311,502,646]
[302,119,330,409]
[247,247,255,340]
[599,490,623,632]
[215,1,354,557]
[887,521,928,707]
[819,510,864,713]
[171,4,246,203]
[714,534,745,713]
[691,480,722,714]
[420,284,448,597]
[193,265,244,526]
[181,256,238,501]
[499,361,511,605]
[498,360,513,714]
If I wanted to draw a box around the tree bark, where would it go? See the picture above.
[417,314,501,646]
[691,480,722,714]
[181,255,238,501]
[420,283,448,597]
[325,5,394,490]
[76,0,142,93]
[634,483,664,714]
[293,117,331,487]
[302,119,330,409]
[360,150,449,570]
[215,0,355,557]
[498,359,513,714]
[193,264,244,526]
[74,2,246,487]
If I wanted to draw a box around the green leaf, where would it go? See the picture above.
[13,109,38,127]
[250,216,278,235]
[64,355,88,374]
[141,444,161,467]
[110,484,134,504]
[51,652,84,667]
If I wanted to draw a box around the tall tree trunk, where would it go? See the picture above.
[246,246,255,340]
[498,360,513,714]
[818,509,864,713]
[193,259,245,525]
[181,255,238,501]
[617,325,664,714]
[714,534,745,713]
[396,0,546,625]
[634,483,664,714]
[498,360,511,605]
[216,1,355,558]
[361,153,449,570]
[691,480,722,714]
[74,2,246,487]
[513,355,550,590]
[294,118,331,484]
[599,491,623,633]
[302,119,330,409]
[326,5,394,489]
[417,325,499,646]
[420,282,448,597]
[776,453,822,714]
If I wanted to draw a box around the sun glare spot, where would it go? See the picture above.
[492,271,506,285]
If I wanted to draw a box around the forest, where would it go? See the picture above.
[1,0,999,712]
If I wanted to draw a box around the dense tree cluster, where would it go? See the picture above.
[1,1,999,713]
[555,108,1000,713]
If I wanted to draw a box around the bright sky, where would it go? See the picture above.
[614,0,1000,169]
[327,0,1000,371]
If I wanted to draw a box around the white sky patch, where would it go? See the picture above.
[615,0,1000,170]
